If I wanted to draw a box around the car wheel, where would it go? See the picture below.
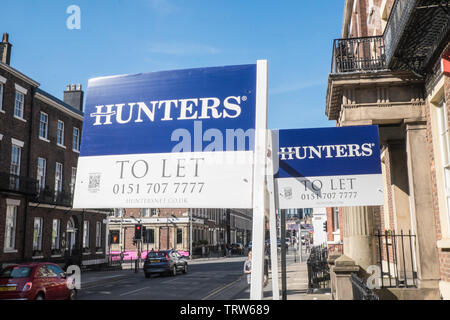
[145,272,151,279]
[172,265,177,276]
[182,264,188,274]
[35,293,45,300]
[69,289,77,300]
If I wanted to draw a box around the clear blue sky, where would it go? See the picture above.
[0,0,343,129]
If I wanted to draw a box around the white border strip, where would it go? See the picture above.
[250,59,269,300]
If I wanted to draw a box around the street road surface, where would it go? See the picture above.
[78,257,250,300]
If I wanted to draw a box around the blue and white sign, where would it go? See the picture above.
[273,126,384,208]
[73,64,258,209]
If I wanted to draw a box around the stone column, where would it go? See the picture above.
[342,206,377,272]
[405,121,440,288]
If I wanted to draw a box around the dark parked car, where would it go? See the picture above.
[231,243,244,255]
[143,250,188,278]
[0,263,76,300]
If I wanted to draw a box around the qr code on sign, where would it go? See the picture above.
[88,173,101,193]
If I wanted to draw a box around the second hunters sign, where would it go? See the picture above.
[73,64,257,209]
[274,126,384,208]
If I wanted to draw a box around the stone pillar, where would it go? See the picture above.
[332,255,360,300]
[328,251,342,300]
[342,206,377,272]
[405,121,440,288]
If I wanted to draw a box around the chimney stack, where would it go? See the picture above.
[0,33,12,65]
[64,83,84,111]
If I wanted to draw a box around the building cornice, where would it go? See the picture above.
[36,91,84,121]
[0,61,40,87]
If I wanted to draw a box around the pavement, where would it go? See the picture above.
[79,249,332,300]
[261,247,332,300]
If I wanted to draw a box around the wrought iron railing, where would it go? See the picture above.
[0,172,38,196]
[383,0,417,67]
[350,273,380,300]
[307,246,330,292]
[330,0,417,74]
[331,36,387,73]
[33,188,74,207]
[375,230,418,288]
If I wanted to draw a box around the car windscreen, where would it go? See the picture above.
[147,252,166,259]
[0,266,33,278]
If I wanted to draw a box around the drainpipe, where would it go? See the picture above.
[22,86,36,262]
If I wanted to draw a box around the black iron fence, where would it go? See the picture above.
[307,246,330,292]
[350,273,379,300]
[375,230,417,288]
[0,172,38,196]
[331,36,386,73]
[33,189,74,207]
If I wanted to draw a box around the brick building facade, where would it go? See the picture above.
[0,33,109,269]
[108,208,252,257]
[325,0,450,299]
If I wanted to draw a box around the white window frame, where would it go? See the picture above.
[0,82,4,112]
[14,91,25,120]
[10,144,21,176]
[33,217,43,252]
[0,75,6,112]
[51,219,60,250]
[39,112,49,141]
[73,127,80,152]
[57,120,65,147]
[333,207,340,232]
[37,157,46,191]
[83,221,90,249]
[70,167,77,195]
[96,221,102,248]
[142,208,150,217]
[55,162,63,194]
[115,208,123,218]
[4,204,18,251]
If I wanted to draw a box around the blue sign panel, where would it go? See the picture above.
[274,126,384,208]
[276,126,382,178]
[80,64,257,157]
[74,64,260,209]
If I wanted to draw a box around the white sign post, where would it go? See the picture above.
[250,60,269,300]
[267,130,280,300]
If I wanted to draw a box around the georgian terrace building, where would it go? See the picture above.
[325,0,450,299]
[108,208,252,256]
[0,33,109,269]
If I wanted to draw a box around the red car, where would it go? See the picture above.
[0,262,76,300]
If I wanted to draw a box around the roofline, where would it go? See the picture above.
[0,61,40,87]
[35,88,84,120]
